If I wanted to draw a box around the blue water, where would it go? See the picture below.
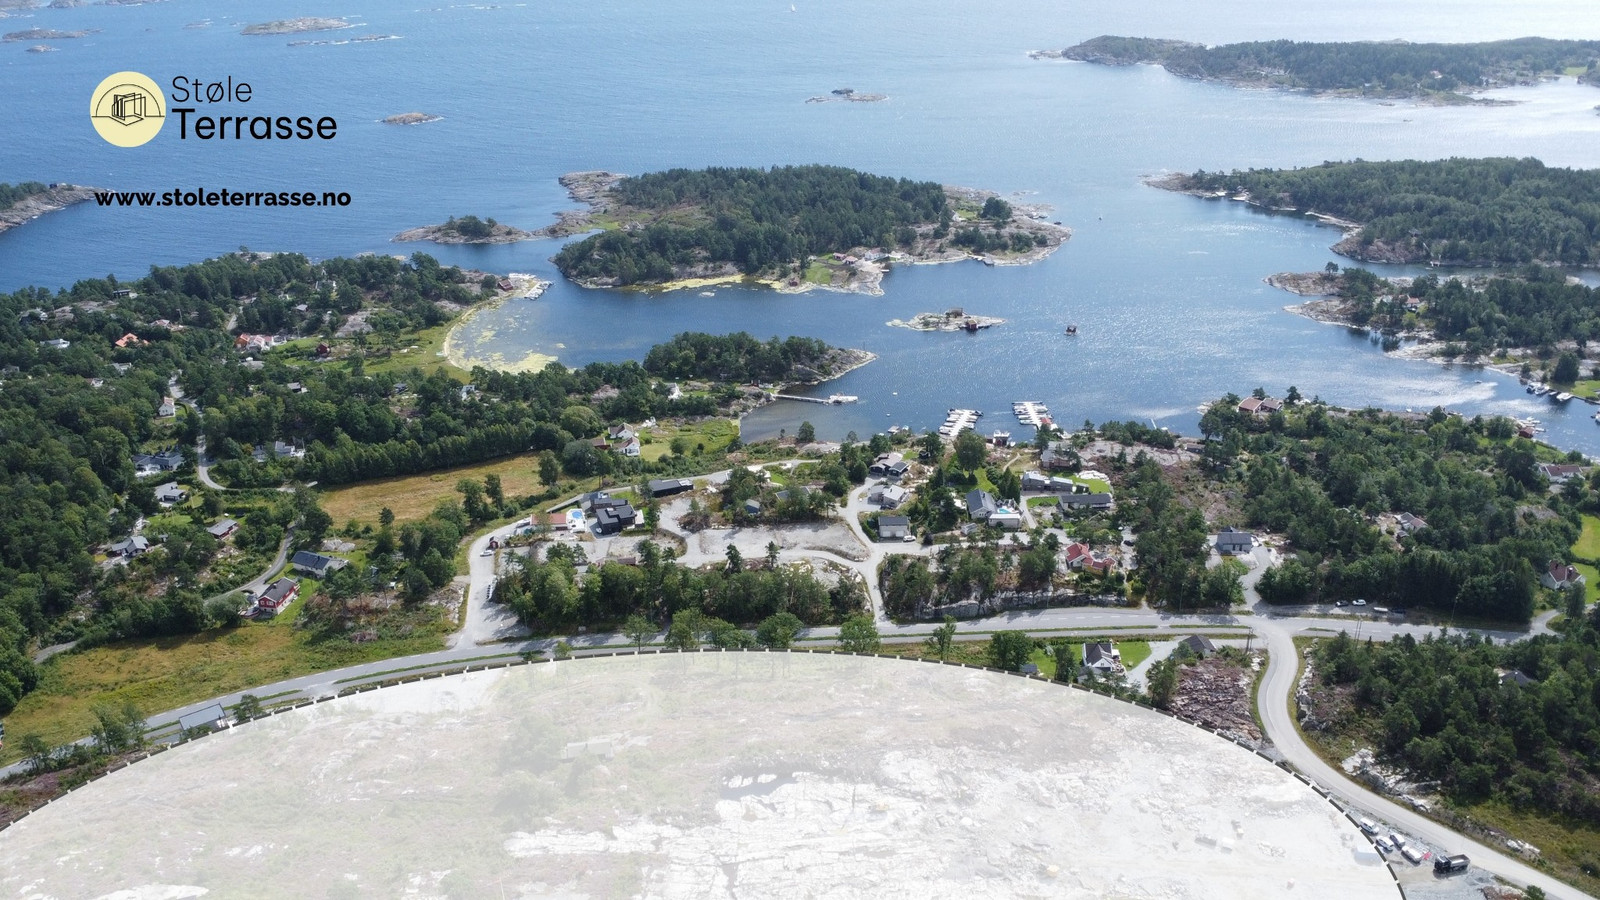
[3,0,1600,448]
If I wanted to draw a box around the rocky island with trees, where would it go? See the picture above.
[1034,35,1600,103]
[394,214,533,244]
[542,164,1070,293]
[0,182,101,237]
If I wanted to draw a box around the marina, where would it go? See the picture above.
[939,408,981,438]
[1013,400,1052,428]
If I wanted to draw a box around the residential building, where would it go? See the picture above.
[256,577,300,615]
[648,478,694,498]
[1541,559,1586,591]
[133,448,185,476]
[884,459,911,480]
[988,508,1024,530]
[743,498,762,516]
[868,453,905,476]
[877,515,911,541]
[877,485,909,509]
[1021,471,1051,492]
[38,338,70,350]
[1540,463,1585,484]
[614,436,642,457]
[206,519,239,539]
[1237,396,1263,414]
[291,550,348,578]
[1180,635,1217,657]
[1214,527,1255,555]
[109,535,150,557]
[578,490,612,511]
[1396,512,1428,534]
[607,424,636,443]
[965,489,998,521]
[154,482,189,505]
[157,396,177,417]
[1059,492,1113,512]
[1082,641,1125,677]
[1063,542,1091,569]
[114,333,141,348]
[1084,554,1116,576]
[594,502,638,535]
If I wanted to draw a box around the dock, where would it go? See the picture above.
[1013,401,1051,427]
[939,408,981,437]
[772,393,859,405]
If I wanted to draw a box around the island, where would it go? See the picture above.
[887,309,1006,332]
[240,17,349,36]
[805,88,888,103]
[543,164,1070,294]
[2,27,97,41]
[1033,35,1600,103]
[1153,157,1600,267]
[394,215,533,245]
[0,182,101,236]
[382,112,442,125]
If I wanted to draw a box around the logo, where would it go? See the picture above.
[90,71,166,147]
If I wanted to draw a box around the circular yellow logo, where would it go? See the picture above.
[90,71,165,147]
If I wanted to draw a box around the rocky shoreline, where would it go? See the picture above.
[3,27,97,41]
[382,112,442,125]
[887,311,1006,332]
[0,184,101,236]
[241,17,349,36]
[394,219,533,245]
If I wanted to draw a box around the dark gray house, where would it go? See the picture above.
[1214,527,1255,555]
[965,488,998,521]
[648,478,694,498]
[594,502,638,534]
[1059,492,1113,512]
[291,550,348,578]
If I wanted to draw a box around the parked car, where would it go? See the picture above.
[1388,832,1406,849]
[1357,818,1378,835]
[1352,598,1367,606]
[1374,837,1394,854]
[1334,600,1347,608]
[1401,846,1424,865]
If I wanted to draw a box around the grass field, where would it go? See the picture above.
[0,625,445,766]
[321,454,552,527]
[1575,514,1600,560]
[353,323,466,381]
[638,419,740,462]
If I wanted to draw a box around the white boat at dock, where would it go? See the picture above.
[939,408,981,437]
[1012,401,1051,427]
[1554,392,1574,403]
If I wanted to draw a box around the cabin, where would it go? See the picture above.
[1214,527,1255,555]
[207,519,239,539]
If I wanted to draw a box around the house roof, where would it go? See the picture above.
[1216,527,1255,545]
[877,515,910,528]
[1060,492,1112,508]
[1541,463,1583,478]
[177,703,228,732]
[965,489,997,517]
[1547,560,1582,585]
[291,550,342,572]
[206,518,238,537]
[648,478,694,494]
[260,577,298,605]
[1181,635,1217,655]
[1083,641,1120,668]
[1237,397,1263,413]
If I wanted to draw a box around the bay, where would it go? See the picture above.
[2,0,1600,449]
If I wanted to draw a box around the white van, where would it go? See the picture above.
[1357,818,1378,835]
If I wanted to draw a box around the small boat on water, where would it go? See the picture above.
[1064,324,1078,335]
[1555,392,1574,403]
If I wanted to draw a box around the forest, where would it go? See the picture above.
[1197,396,1580,622]
[0,181,48,211]
[1179,157,1600,266]
[1312,622,1600,830]
[552,165,952,285]
[1061,35,1600,97]
[1324,265,1600,353]
[499,540,866,634]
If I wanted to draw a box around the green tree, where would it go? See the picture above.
[623,613,655,652]
[725,543,743,572]
[538,451,561,488]
[234,693,264,722]
[19,733,53,775]
[665,608,705,650]
[980,196,1013,222]
[483,473,504,507]
[1199,559,1247,607]
[924,615,958,660]
[954,429,987,471]
[797,421,816,444]
[1146,657,1179,708]
[837,614,881,653]
[987,630,1033,671]
[379,507,395,528]
[1553,352,1581,385]
[756,612,803,649]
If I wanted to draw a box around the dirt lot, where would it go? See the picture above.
[1170,655,1262,744]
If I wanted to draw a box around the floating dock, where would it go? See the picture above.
[771,393,859,405]
[939,408,981,437]
[1013,401,1051,427]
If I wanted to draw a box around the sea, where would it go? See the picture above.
[3,0,1600,449]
